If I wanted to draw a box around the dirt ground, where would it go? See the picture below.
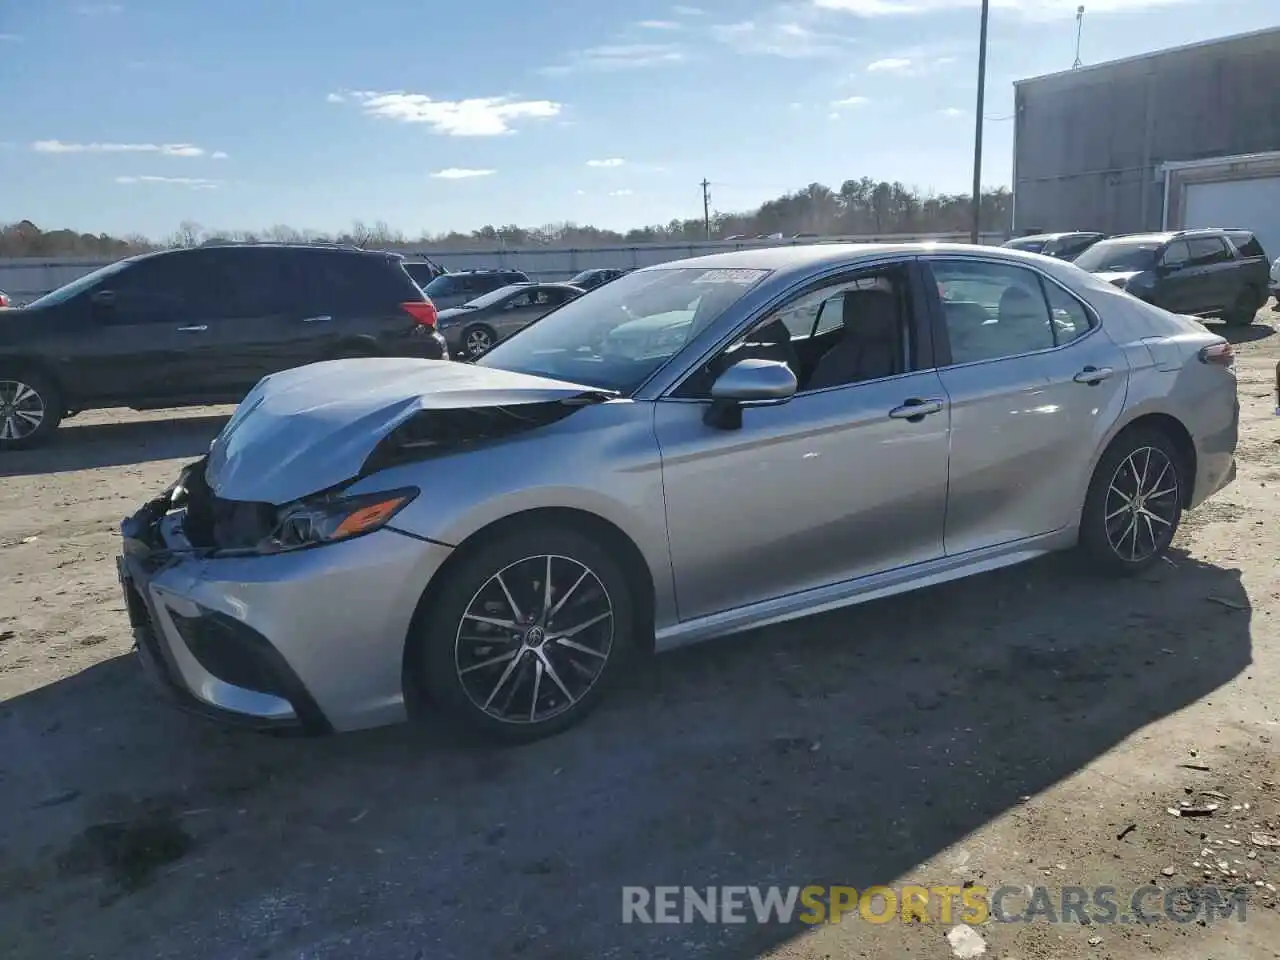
[1,309,1279,960]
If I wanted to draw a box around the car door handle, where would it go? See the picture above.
[301,315,331,323]
[176,325,207,332]
[889,398,945,420]
[1073,366,1114,385]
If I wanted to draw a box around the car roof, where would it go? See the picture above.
[634,241,1099,283]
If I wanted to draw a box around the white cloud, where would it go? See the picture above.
[672,4,704,13]
[575,189,586,195]
[33,140,209,156]
[336,91,560,136]
[430,168,496,179]
[0,33,22,41]
[115,175,219,189]
[712,19,853,58]
[587,158,626,168]
[326,92,345,103]
[609,189,634,197]
[832,95,870,106]
[637,19,681,28]
[828,112,841,120]
[941,106,966,117]
[934,55,956,65]
[867,57,912,71]
[211,150,229,159]
[540,43,684,75]
[815,0,1192,19]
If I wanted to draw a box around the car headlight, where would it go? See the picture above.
[261,487,418,553]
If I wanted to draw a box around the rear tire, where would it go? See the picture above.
[1223,288,1258,326]
[1077,427,1184,576]
[461,324,497,358]
[0,368,63,450]
[413,522,636,744]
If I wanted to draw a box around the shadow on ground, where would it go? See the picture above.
[1219,320,1275,345]
[0,414,228,478]
[0,547,1253,959]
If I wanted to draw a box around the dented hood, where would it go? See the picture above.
[205,358,608,505]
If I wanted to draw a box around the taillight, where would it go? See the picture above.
[1198,342,1234,367]
[0,292,9,308]
[402,301,438,327]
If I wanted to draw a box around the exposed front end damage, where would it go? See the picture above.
[117,359,615,733]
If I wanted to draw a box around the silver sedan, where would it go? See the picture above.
[117,243,1239,742]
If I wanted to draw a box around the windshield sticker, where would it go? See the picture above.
[691,269,768,285]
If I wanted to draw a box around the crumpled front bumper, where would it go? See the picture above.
[117,475,453,734]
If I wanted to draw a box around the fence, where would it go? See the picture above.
[0,232,1008,305]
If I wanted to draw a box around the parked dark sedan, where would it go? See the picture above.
[1002,232,1105,260]
[436,282,584,358]
[567,268,628,290]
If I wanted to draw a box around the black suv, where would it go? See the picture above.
[0,243,448,449]
[421,269,531,309]
[1072,228,1271,325]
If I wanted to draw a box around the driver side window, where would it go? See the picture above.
[676,269,909,398]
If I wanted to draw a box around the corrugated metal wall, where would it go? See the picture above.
[0,232,1004,305]
[1012,27,1280,235]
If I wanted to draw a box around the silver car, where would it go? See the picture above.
[117,244,1239,742]
[435,282,584,358]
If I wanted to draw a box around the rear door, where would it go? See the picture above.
[922,257,1129,555]
[292,250,425,360]
[488,287,543,340]
[179,247,314,395]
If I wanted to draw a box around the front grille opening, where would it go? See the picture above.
[179,457,275,551]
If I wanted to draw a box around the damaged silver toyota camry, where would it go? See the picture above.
[118,244,1239,742]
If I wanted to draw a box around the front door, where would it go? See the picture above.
[654,261,951,622]
[923,257,1130,555]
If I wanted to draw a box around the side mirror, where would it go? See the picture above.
[704,358,797,430]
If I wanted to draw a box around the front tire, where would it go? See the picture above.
[414,522,636,743]
[1078,427,1184,576]
[0,369,63,450]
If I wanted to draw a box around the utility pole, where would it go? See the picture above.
[701,178,712,239]
[969,0,990,245]
[1072,6,1085,69]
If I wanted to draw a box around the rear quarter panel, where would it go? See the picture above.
[1060,270,1238,508]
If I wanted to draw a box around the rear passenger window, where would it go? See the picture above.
[302,253,408,314]
[1041,280,1092,345]
[931,261,1054,363]
[1186,238,1229,266]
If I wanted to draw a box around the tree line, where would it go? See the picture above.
[0,179,1013,258]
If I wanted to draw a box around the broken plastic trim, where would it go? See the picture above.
[358,390,614,477]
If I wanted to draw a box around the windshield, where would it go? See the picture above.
[25,259,132,308]
[569,270,603,285]
[462,284,528,310]
[1073,239,1160,273]
[475,266,770,392]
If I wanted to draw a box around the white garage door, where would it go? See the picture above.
[1182,176,1280,261]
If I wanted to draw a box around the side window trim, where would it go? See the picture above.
[660,257,934,401]
[919,256,1101,370]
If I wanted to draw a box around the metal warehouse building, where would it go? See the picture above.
[1012,26,1280,256]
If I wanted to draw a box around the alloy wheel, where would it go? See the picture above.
[0,379,46,441]
[465,328,493,357]
[1103,446,1179,563]
[454,554,615,724]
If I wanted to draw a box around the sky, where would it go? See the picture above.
[1,0,1276,239]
